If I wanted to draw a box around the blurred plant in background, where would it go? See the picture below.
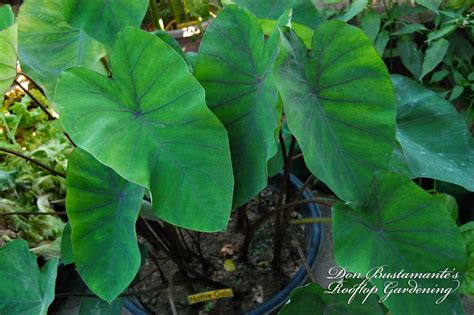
[0,87,71,257]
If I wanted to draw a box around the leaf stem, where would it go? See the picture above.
[148,0,161,30]
[290,217,332,225]
[0,147,66,178]
[13,79,54,121]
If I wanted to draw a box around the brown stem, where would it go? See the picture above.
[280,175,315,242]
[0,147,66,178]
[273,136,297,267]
[278,130,287,162]
[14,79,54,121]
[138,217,229,290]
[240,197,334,259]
[235,203,249,231]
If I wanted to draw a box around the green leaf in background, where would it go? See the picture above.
[18,0,148,99]
[449,85,464,101]
[393,23,428,35]
[360,11,381,42]
[18,0,105,99]
[60,222,74,265]
[229,0,325,48]
[0,4,14,29]
[63,0,148,48]
[415,0,443,12]
[427,24,457,42]
[194,6,279,207]
[274,21,396,202]
[66,148,144,302]
[391,75,474,191]
[335,0,368,22]
[0,239,58,315]
[398,36,423,79]
[460,222,474,297]
[333,171,467,314]
[279,281,383,315]
[0,4,17,98]
[430,69,449,83]
[56,27,234,232]
[373,30,389,56]
[420,38,449,79]
[433,193,459,221]
[228,0,325,29]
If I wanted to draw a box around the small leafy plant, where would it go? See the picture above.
[0,0,473,314]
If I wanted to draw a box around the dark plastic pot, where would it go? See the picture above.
[243,173,323,315]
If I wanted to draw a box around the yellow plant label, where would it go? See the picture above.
[187,288,234,304]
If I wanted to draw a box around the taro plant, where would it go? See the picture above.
[0,0,473,314]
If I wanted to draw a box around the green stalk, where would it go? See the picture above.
[290,217,333,225]
[169,0,183,24]
[148,0,161,30]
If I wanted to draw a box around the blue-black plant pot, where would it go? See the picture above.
[124,173,323,315]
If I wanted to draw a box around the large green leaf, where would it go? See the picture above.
[66,148,144,302]
[391,75,474,191]
[56,27,234,232]
[279,281,383,315]
[194,5,279,207]
[18,0,147,98]
[0,4,17,97]
[333,171,467,314]
[0,239,58,315]
[274,21,396,202]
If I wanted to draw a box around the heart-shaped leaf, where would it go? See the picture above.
[333,171,467,314]
[56,27,234,232]
[0,239,58,315]
[18,0,147,98]
[0,4,16,97]
[274,21,396,202]
[279,281,384,315]
[194,5,279,207]
[66,148,144,302]
[391,75,474,191]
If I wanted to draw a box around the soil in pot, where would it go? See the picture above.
[131,186,311,314]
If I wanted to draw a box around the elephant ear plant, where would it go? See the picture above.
[0,0,472,314]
